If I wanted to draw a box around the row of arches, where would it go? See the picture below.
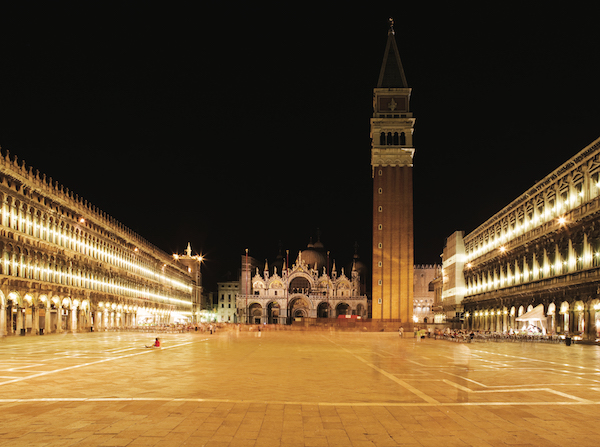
[253,271,357,298]
[0,191,192,294]
[0,239,192,307]
[465,299,600,339]
[0,289,174,336]
[465,225,600,296]
[244,297,366,324]
[465,147,600,262]
[378,131,406,146]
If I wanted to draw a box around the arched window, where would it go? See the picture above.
[393,132,399,145]
[387,132,393,145]
[400,132,406,145]
[289,277,311,294]
[379,132,386,145]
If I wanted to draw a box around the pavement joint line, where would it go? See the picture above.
[407,360,428,367]
[0,397,599,407]
[324,336,440,405]
[0,365,43,371]
[0,339,204,387]
[443,371,597,389]
[545,388,595,403]
[442,378,594,403]
[471,348,600,372]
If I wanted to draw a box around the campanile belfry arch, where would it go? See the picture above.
[371,19,415,323]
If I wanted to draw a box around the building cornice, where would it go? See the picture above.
[371,147,415,171]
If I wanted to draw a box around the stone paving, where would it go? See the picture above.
[1,329,600,446]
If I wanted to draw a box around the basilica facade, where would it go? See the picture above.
[237,240,368,325]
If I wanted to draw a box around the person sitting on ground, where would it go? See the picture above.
[145,337,160,348]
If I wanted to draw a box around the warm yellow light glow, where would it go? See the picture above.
[0,196,195,308]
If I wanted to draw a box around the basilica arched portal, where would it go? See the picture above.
[249,303,263,324]
[267,301,280,324]
[289,296,311,319]
[317,302,330,318]
[336,302,350,317]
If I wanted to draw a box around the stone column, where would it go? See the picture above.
[16,308,24,334]
[56,307,63,333]
[0,303,5,337]
[584,307,592,340]
[72,308,78,332]
[31,306,39,335]
[44,306,52,334]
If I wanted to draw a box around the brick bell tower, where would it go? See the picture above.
[371,18,415,324]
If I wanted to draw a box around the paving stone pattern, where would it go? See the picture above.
[1,330,600,446]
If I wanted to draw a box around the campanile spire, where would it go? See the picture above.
[377,18,408,89]
[371,19,415,324]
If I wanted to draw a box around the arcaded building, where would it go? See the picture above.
[0,150,201,335]
[413,265,441,324]
[440,136,600,340]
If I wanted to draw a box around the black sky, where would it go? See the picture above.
[1,6,598,290]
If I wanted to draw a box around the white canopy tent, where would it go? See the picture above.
[516,304,547,334]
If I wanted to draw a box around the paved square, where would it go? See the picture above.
[1,329,600,446]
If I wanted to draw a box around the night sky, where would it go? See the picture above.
[1,6,598,291]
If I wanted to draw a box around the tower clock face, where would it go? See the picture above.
[378,96,407,112]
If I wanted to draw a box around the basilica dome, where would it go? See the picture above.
[300,239,327,272]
